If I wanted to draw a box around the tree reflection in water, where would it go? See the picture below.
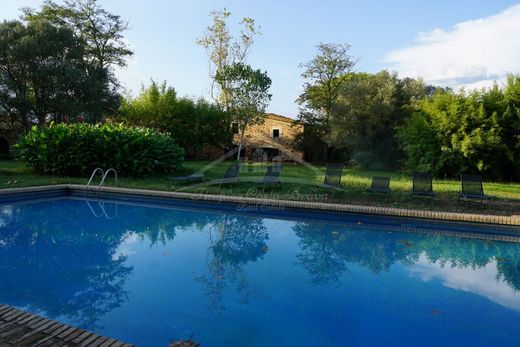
[195,215,268,311]
[2,197,520,333]
[0,200,269,324]
[0,201,132,329]
[293,221,520,291]
[293,223,348,286]
[0,199,205,329]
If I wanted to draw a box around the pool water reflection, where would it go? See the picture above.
[0,198,519,346]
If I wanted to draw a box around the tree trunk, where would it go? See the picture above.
[237,128,246,161]
[323,143,328,164]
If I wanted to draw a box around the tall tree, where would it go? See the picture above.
[22,0,133,119]
[23,0,133,71]
[297,43,356,161]
[215,63,272,160]
[0,19,110,129]
[298,43,356,119]
[329,71,400,168]
[197,8,260,110]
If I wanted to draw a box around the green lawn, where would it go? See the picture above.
[1,159,519,216]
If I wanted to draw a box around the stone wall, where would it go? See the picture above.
[185,143,224,160]
[234,113,304,161]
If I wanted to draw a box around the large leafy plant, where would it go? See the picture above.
[16,123,184,176]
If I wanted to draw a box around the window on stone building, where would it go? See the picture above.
[272,128,280,138]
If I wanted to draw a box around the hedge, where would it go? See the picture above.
[16,123,184,177]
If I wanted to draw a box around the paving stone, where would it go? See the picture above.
[0,306,134,346]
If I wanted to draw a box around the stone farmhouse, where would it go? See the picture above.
[234,113,304,161]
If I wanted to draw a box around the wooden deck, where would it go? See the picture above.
[0,304,134,346]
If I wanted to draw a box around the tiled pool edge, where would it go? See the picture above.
[0,304,134,346]
[1,184,518,227]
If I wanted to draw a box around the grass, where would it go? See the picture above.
[1,159,519,216]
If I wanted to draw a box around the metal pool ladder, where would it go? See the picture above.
[85,168,118,198]
[85,199,118,219]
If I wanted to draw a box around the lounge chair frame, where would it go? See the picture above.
[216,162,241,187]
[168,173,204,183]
[411,172,435,199]
[321,163,344,190]
[259,165,282,187]
[459,173,491,207]
[368,176,390,193]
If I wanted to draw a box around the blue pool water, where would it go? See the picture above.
[1,196,520,346]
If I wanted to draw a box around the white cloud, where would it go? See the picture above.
[384,5,520,90]
[409,254,520,311]
[114,54,147,96]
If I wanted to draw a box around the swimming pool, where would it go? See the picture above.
[1,191,520,346]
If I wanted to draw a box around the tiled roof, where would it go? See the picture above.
[264,113,303,124]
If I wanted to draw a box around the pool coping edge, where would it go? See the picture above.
[1,184,518,226]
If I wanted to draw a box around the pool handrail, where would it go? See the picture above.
[85,168,104,196]
[97,168,118,197]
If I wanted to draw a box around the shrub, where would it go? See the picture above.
[115,81,233,157]
[16,123,184,177]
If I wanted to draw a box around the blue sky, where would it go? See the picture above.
[2,0,520,117]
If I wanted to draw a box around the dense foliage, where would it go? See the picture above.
[329,71,429,169]
[24,0,133,72]
[298,43,356,120]
[0,19,114,130]
[1,0,518,183]
[16,123,183,176]
[116,81,233,157]
[215,63,272,160]
[399,75,520,181]
[298,68,430,168]
[0,0,131,132]
[297,43,356,162]
[296,42,519,180]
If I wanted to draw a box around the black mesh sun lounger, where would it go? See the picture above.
[368,176,390,193]
[411,172,435,198]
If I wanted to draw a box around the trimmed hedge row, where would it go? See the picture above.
[16,123,184,177]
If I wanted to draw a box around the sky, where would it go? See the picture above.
[410,255,520,312]
[2,0,520,118]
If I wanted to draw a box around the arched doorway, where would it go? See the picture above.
[0,137,9,158]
